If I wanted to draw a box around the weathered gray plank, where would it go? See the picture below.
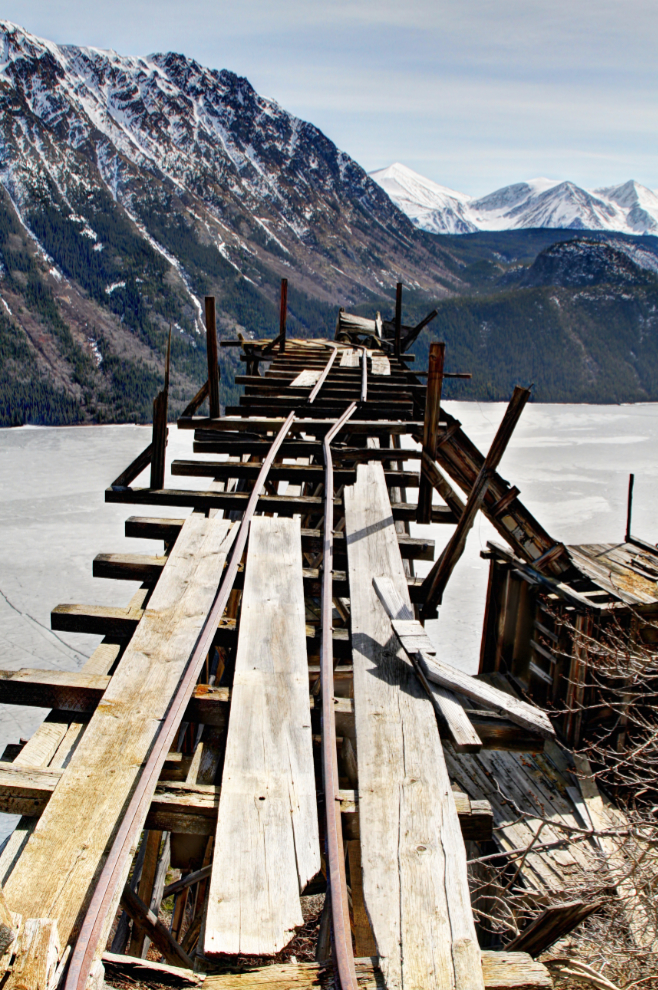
[344,461,483,990]
[4,515,236,947]
[205,516,319,956]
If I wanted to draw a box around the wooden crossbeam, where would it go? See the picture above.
[170,459,420,488]
[106,486,456,524]
[0,764,494,843]
[177,416,424,435]
[123,517,436,562]
[192,439,424,460]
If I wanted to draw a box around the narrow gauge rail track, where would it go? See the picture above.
[0,295,558,990]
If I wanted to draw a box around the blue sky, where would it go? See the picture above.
[3,0,657,196]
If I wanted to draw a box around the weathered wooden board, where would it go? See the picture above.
[105,953,552,990]
[344,461,483,990]
[4,515,236,947]
[371,354,390,376]
[340,349,360,367]
[290,369,322,387]
[205,516,319,957]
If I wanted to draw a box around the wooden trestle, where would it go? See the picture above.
[0,320,556,990]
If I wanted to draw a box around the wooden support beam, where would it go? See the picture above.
[192,438,423,460]
[417,341,445,524]
[400,308,438,353]
[205,516,319,956]
[344,461,483,990]
[111,443,152,490]
[279,277,287,354]
[394,281,402,357]
[181,379,209,418]
[150,328,171,490]
[4,516,236,948]
[205,296,220,418]
[120,885,193,969]
[421,386,531,618]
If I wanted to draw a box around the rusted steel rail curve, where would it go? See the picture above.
[66,412,297,990]
[309,342,339,404]
[321,401,358,990]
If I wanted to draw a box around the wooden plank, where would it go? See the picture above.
[371,353,390,376]
[170,460,419,488]
[400,635,555,739]
[205,516,319,956]
[346,841,377,956]
[106,486,454,524]
[291,369,321,387]
[344,461,483,990]
[4,918,60,990]
[195,954,552,990]
[340,349,360,367]
[373,580,482,754]
[4,515,236,947]
[506,900,601,957]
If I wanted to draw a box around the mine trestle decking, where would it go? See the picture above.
[0,293,616,990]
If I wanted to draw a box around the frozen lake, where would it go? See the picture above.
[0,403,657,839]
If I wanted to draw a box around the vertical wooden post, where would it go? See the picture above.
[625,472,634,542]
[279,278,288,353]
[150,329,171,490]
[205,296,220,419]
[417,341,445,524]
[394,281,402,357]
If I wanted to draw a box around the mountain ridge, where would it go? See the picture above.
[371,163,658,237]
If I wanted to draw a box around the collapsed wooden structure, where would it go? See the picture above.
[0,284,646,989]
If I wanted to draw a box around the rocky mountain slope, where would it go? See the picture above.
[371,163,658,237]
[0,21,457,425]
[403,239,658,404]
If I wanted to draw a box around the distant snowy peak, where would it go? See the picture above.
[370,165,658,236]
[369,163,477,234]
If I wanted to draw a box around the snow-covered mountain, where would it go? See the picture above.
[369,164,477,234]
[0,22,457,425]
[371,164,658,237]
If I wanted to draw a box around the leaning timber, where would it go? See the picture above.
[4,284,651,989]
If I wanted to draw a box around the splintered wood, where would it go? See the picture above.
[344,461,483,990]
[4,514,236,947]
[205,516,319,956]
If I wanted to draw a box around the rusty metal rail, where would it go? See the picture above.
[320,401,358,990]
